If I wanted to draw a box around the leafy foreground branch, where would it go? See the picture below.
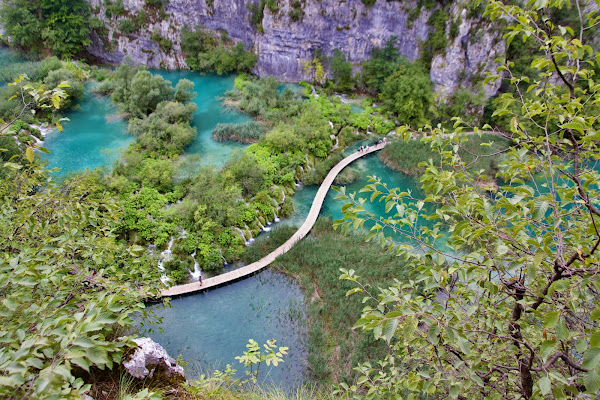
[334,0,600,398]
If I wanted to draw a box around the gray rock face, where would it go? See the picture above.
[430,5,505,98]
[122,337,185,380]
[84,0,505,98]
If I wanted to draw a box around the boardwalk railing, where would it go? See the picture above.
[161,142,386,297]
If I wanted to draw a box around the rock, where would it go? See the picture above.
[430,5,505,99]
[83,0,504,98]
[122,337,185,381]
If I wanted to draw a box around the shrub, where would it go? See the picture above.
[118,18,137,34]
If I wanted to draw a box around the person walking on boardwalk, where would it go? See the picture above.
[199,274,203,285]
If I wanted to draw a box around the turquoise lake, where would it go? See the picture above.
[40,85,133,176]
[0,45,417,388]
[42,72,251,177]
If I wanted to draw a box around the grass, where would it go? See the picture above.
[243,219,412,385]
[213,121,265,143]
[380,133,511,176]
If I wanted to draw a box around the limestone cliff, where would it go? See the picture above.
[85,0,505,98]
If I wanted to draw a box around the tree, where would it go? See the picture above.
[1,0,91,57]
[302,56,326,85]
[0,77,161,398]
[361,36,402,93]
[379,62,432,127]
[329,49,355,92]
[43,68,84,109]
[126,70,174,118]
[335,0,600,398]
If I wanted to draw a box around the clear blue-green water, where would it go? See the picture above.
[40,84,133,177]
[42,72,251,178]
[152,70,251,170]
[147,270,306,388]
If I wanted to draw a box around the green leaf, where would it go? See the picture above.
[539,376,551,395]
[428,323,440,346]
[383,318,399,343]
[591,332,600,349]
[25,147,34,163]
[560,121,585,135]
[86,347,108,365]
[497,245,509,255]
[544,311,560,328]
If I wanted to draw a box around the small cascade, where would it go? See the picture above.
[311,85,319,98]
[281,188,286,204]
[156,236,176,284]
[233,226,247,242]
[243,224,255,245]
[257,219,271,232]
[305,153,311,169]
[218,248,228,265]
[30,124,54,145]
[189,251,201,280]
[329,120,334,129]
[273,210,280,223]
[330,134,339,152]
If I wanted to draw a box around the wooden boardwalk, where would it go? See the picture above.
[161,142,386,297]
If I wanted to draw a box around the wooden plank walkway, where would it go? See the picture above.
[161,142,386,297]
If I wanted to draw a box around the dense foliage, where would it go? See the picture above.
[181,27,257,75]
[379,62,432,126]
[0,76,161,398]
[335,0,600,398]
[0,0,91,57]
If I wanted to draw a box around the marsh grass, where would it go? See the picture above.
[243,219,411,385]
[380,133,511,176]
[213,121,265,143]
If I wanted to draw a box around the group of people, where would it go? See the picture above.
[357,137,386,152]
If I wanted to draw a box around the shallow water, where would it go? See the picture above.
[148,269,306,389]
[40,84,133,177]
[152,70,250,170]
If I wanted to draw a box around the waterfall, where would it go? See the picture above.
[233,226,246,241]
[330,134,339,152]
[244,224,255,245]
[257,219,271,232]
[156,236,176,284]
[305,154,311,170]
[281,188,286,204]
[218,248,228,265]
[329,120,334,129]
[273,210,280,223]
[233,226,254,246]
[189,251,201,280]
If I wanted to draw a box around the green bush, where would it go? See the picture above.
[421,9,449,68]
[361,36,403,93]
[181,27,256,74]
[118,18,137,34]
[43,68,84,110]
[379,62,432,127]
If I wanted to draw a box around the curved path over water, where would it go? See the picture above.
[161,142,386,297]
